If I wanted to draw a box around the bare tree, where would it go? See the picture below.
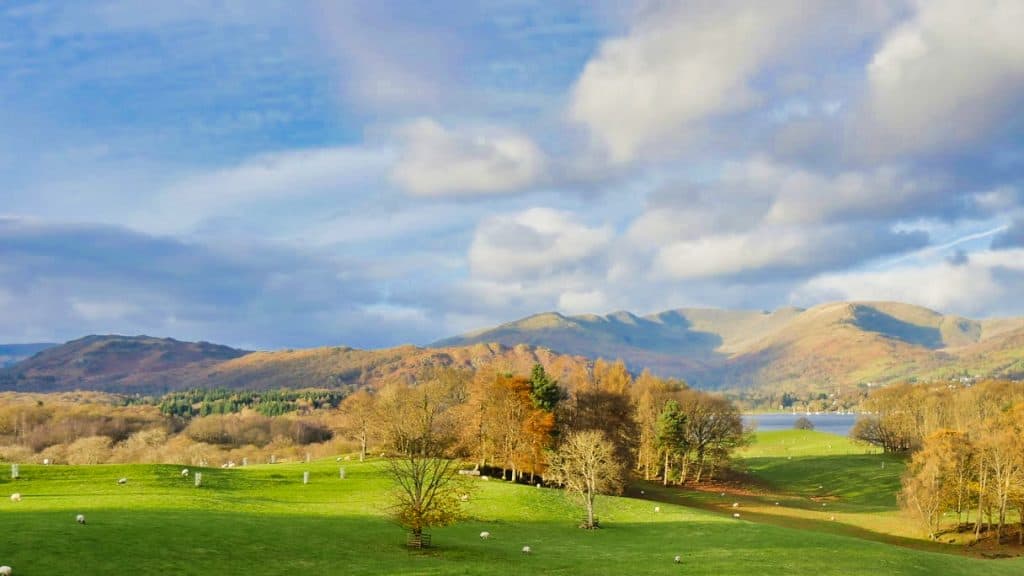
[546,430,624,529]
[338,389,376,461]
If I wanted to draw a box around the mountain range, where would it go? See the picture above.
[2,301,1023,394]
[435,301,1024,390]
[0,334,588,395]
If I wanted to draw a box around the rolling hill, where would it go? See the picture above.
[4,301,1023,395]
[0,335,590,394]
[436,301,1024,391]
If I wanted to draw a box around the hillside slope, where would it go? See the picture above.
[0,336,590,394]
[437,302,1024,391]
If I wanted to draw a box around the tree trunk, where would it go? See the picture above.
[586,490,595,528]
[663,451,670,486]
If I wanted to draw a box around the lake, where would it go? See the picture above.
[743,413,860,436]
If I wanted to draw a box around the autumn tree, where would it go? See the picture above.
[546,430,624,529]
[900,430,970,540]
[377,369,468,544]
[338,388,376,461]
[632,370,685,480]
[567,359,637,468]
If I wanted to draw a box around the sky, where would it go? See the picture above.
[2,0,1024,350]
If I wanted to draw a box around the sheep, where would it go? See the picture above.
[76,514,86,525]
[673,555,682,564]
[10,493,21,502]
[830,515,836,521]
[181,468,189,477]
[117,478,128,485]
[732,502,739,508]
[521,545,531,554]
[0,565,11,575]
[654,506,661,513]
[43,458,50,465]
[733,513,741,518]
[459,494,469,502]
[479,531,491,540]
[640,490,645,495]
[822,503,827,507]
[774,502,780,506]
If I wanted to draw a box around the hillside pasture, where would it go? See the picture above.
[1,453,1022,574]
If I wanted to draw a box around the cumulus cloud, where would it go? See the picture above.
[628,158,941,282]
[468,207,611,280]
[654,224,927,281]
[391,119,546,196]
[568,1,894,163]
[794,248,1024,317]
[862,0,1024,155]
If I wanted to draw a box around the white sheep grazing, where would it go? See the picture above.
[0,564,11,575]
[732,502,739,508]
[76,514,86,525]
[733,513,741,518]
[43,458,50,465]
[521,545,531,554]
[479,531,491,540]
[774,502,780,506]
[181,468,189,477]
[117,478,128,485]
[10,493,21,502]
[830,515,836,521]
[674,555,682,564]
[654,506,660,513]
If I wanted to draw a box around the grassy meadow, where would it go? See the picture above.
[1,434,1022,574]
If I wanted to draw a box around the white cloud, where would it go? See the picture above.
[391,118,546,196]
[70,298,141,322]
[147,146,393,233]
[468,207,611,281]
[558,289,608,315]
[568,1,856,163]
[863,0,1024,155]
[794,249,1024,316]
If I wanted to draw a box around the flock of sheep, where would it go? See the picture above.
[3,460,821,573]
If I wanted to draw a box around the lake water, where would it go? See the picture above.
[743,413,859,436]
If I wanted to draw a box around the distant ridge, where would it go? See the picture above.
[0,342,58,368]
[0,335,590,395]
[434,301,1024,391]
[4,301,1023,395]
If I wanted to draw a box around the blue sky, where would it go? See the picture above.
[2,0,1024,349]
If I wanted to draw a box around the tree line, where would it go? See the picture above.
[852,380,1024,542]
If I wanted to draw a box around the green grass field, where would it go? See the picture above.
[1,442,1022,575]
